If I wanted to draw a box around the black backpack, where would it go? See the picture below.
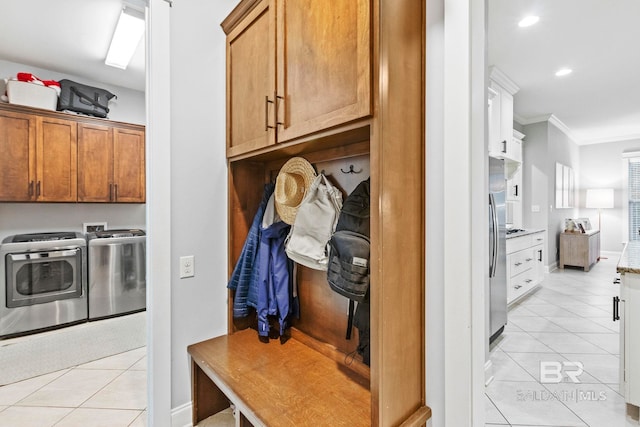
[327,178,370,364]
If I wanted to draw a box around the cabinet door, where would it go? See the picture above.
[533,243,544,283]
[226,0,276,158]
[488,83,504,156]
[500,88,514,149]
[78,123,114,202]
[506,166,522,202]
[36,117,77,202]
[508,138,522,163]
[0,110,36,201]
[113,128,145,203]
[275,0,371,143]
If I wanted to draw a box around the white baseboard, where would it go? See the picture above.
[485,359,494,387]
[546,261,558,274]
[172,402,193,427]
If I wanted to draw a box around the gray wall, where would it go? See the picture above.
[0,59,145,125]
[579,138,640,252]
[547,122,580,265]
[522,120,579,267]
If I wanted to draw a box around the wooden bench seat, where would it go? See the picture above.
[188,328,371,426]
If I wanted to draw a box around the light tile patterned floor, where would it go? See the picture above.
[0,347,146,427]
[486,254,640,427]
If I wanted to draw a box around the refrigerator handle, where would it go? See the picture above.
[489,193,498,278]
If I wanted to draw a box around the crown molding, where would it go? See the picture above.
[515,113,577,142]
[580,133,640,146]
[489,66,520,95]
[515,114,640,146]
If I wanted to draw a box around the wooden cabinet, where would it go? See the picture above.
[224,0,371,158]
[36,116,78,202]
[0,103,144,203]
[191,1,427,426]
[0,109,77,202]
[507,231,545,304]
[78,124,145,203]
[0,109,36,201]
[559,230,600,272]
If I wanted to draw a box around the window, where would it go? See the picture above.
[628,157,640,241]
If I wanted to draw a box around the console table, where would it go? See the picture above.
[559,230,600,272]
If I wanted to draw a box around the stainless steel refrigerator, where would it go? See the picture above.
[488,156,507,343]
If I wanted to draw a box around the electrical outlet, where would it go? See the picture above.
[180,255,195,278]
[531,205,540,213]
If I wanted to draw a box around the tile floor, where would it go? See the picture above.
[0,347,146,427]
[486,254,640,427]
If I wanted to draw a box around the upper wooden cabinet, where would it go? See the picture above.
[0,110,36,201]
[223,0,371,158]
[78,124,145,203]
[0,109,77,202]
[0,103,144,203]
[36,116,78,202]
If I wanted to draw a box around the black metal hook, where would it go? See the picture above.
[340,164,362,174]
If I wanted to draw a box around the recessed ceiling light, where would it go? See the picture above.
[518,16,539,27]
[555,68,573,77]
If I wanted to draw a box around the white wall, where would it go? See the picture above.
[579,138,640,252]
[0,59,145,125]
[425,0,445,424]
[0,203,145,240]
[168,0,237,411]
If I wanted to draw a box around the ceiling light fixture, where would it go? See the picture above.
[105,6,145,70]
[518,15,539,27]
[555,68,573,77]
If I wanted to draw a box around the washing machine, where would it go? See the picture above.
[86,229,146,320]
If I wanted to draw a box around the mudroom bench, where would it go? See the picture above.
[188,329,373,426]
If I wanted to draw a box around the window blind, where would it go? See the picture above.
[629,157,640,240]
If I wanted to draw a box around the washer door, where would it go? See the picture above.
[6,248,83,308]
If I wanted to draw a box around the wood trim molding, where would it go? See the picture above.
[220,0,263,34]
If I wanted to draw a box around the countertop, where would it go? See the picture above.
[617,241,640,274]
[506,228,545,239]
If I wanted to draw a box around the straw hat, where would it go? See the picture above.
[275,157,317,224]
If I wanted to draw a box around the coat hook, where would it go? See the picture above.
[341,164,362,174]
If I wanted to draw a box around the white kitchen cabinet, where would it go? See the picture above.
[506,165,522,202]
[617,244,640,407]
[488,68,519,161]
[507,231,545,305]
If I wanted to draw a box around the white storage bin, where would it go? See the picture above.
[7,80,58,111]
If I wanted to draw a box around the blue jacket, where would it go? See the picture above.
[227,183,274,318]
[257,194,292,337]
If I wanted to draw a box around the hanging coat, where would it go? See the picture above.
[227,183,275,318]
[257,193,292,337]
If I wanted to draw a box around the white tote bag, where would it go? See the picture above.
[285,174,343,270]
